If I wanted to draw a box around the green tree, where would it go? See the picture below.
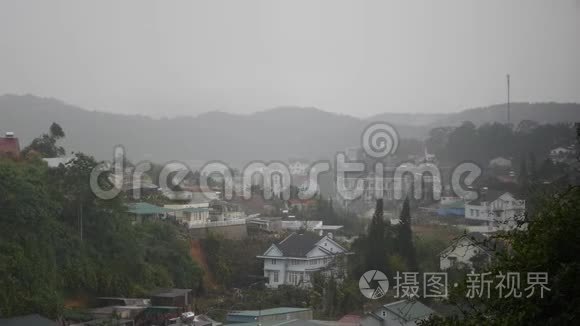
[366,199,387,272]
[423,186,580,325]
[0,159,62,317]
[22,122,66,158]
[397,197,417,271]
[0,153,203,318]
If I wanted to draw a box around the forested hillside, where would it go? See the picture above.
[0,153,202,318]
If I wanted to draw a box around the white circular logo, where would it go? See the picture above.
[361,122,399,158]
[359,270,389,299]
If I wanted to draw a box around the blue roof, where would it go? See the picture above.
[127,202,209,215]
[127,202,171,215]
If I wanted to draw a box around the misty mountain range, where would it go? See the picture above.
[1,94,579,166]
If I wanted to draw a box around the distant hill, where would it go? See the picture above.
[430,102,580,127]
[0,95,370,165]
[368,102,580,128]
[1,94,579,165]
[367,112,446,126]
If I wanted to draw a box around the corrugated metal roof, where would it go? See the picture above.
[228,307,311,317]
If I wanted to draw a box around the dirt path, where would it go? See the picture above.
[189,239,217,289]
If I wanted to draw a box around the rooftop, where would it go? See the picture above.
[381,300,434,322]
[313,225,343,231]
[228,307,311,318]
[127,202,209,215]
[127,202,171,215]
[441,232,506,255]
[467,190,518,206]
[277,232,323,257]
[226,320,335,326]
[0,314,58,326]
[151,288,192,298]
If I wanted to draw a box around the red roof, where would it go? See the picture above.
[0,137,20,158]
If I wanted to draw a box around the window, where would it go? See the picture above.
[271,259,276,265]
[448,256,457,266]
[288,272,300,284]
[273,271,279,283]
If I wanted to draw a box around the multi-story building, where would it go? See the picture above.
[257,232,350,288]
[464,190,525,231]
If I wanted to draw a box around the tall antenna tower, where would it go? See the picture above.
[507,74,511,125]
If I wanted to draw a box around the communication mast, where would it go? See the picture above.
[507,74,511,125]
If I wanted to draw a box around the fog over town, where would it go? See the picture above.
[0,1,579,326]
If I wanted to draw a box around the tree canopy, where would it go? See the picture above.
[0,137,202,318]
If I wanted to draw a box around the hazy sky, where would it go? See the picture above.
[0,0,579,117]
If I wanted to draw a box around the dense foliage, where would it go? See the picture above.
[0,155,202,318]
[21,122,66,158]
[422,186,580,325]
[426,121,574,165]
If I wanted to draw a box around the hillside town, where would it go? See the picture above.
[2,115,579,325]
[2,1,580,325]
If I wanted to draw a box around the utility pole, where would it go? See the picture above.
[507,74,511,125]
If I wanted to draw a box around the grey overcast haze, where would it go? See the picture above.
[0,0,579,118]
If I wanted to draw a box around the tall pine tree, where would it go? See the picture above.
[398,197,417,271]
[366,199,387,272]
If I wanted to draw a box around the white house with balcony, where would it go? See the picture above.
[257,232,351,288]
[464,191,525,231]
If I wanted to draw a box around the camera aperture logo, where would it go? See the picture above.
[359,270,389,299]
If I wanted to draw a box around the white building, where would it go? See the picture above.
[361,300,435,326]
[549,146,575,163]
[464,191,525,231]
[439,232,497,270]
[488,156,512,169]
[43,156,76,168]
[257,232,350,288]
[164,201,210,227]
